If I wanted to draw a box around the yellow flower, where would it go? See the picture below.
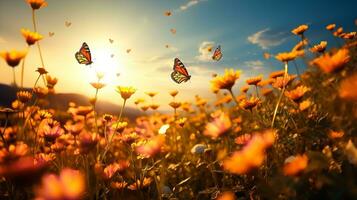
[311,48,350,73]
[239,96,260,111]
[284,85,310,103]
[17,90,32,103]
[169,101,181,109]
[26,0,48,10]
[326,24,336,31]
[275,50,304,63]
[21,28,43,46]
[145,92,157,98]
[90,82,106,90]
[116,86,136,100]
[169,90,179,97]
[140,105,149,111]
[150,104,160,110]
[134,98,145,105]
[310,41,327,53]
[0,50,27,67]
[33,86,48,98]
[46,75,58,89]
[211,69,241,90]
[291,24,308,35]
[299,99,312,111]
[283,154,308,176]
[246,75,263,86]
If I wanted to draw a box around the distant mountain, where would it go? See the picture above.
[0,83,141,120]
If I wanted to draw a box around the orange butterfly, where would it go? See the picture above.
[212,45,222,61]
[75,42,92,65]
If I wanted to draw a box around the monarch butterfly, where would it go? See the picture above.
[212,45,222,61]
[171,58,191,84]
[75,42,93,65]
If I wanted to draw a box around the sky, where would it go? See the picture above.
[0,0,356,111]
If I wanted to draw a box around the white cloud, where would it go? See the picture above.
[244,60,264,70]
[247,28,287,49]
[196,41,215,62]
[179,0,206,11]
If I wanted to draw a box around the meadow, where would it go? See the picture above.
[1,0,357,199]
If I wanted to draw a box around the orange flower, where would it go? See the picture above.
[140,105,149,111]
[291,24,308,35]
[292,39,308,51]
[339,73,357,101]
[223,129,275,174]
[35,168,85,200]
[17,90,32,103]
[269,70,285,79]
[239,96,260,111]
[211,69,241,91]
[38,119,64,142]
[240,85,249,93]
[46,75,58,89]
[128,177,153,190]
[333,27,344,37]
[150,104,160,110]
[26,0,47,10]
[235,134,251,145]
[145,92,157,98]
[311,48,350,73]
[284,85,310,103]
[310,41,327,53]
[283,154,308,176]
[272,74,297,89]
[263,52,271,59]
[326,24,336,31]
[90,82,106,90]
[116,86,136,100]
[261,88,273,96]
[299,99,312,111]
[246,75,262,86]
[111,181,128,190]
[36,67,48,75]
[33,86,48,98]
[328,130,344,139]
[169,101,181,109]
[343,32,356,39]
[204,111,231,139]
[169,90,179,97]
[216,191,236,200]
[275,50,304,63]
[136,135,165,157]
[21,28,43,46]
[0,50,27,67]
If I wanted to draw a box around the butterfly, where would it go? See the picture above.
[48,32,55,37]
[111,54,114,58]
[164,11,172,16]
[116,72,120,77]
[171,58,191,84]
[109,38,114,44]
[75,42,93,65]
[212,45,222,61]
[65,21,72,27]
[170,28,176,35]
[126,49,132,53]
[165,44,170,48]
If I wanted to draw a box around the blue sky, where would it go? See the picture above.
[0,0,356,110]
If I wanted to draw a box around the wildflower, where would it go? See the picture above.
[150,104,160,110]
[223,129,275,174]
[0,50,27,67]
[191,144,207,154]
[79,131,99,153]
[275,50,304,63]
[176,117,187,127]
[240,85,249,93]
[329,130,344,139]
[36,67,48,75]
[169,90,179,97]
[75,106,93,116]
[39,119,64,142]
[140,105,149,111]
[21,28,43,46]
[291,24,308,35]
[299,99,312,111]
[343,32,356,39]
[211,69,241,91]
[284,85,310,103]
[310,41,327,53]
[35,168,85,200]
[116,86,136,100]
[339,73,357,101]
[326,24,336,31]
[239,96,260,111]
[145,92,157,98]
[246,75,262,86]
[26,0,48,10]
[204,111,231,139]
[235,134,251,145]
[169,101,181,109]
[103,114,113,122]
[64,122,84,136]
[46,75,58,89]
[17,91,32,103]
[11,100,24,110]
[33,86,48,98]
[111,181,128,190]
[136,135,165,157]
[102,161,129,180]
[134,98,145,105]
[90,82,106,90]
[216,191,236,200]
[311,48,350,73]
[292,39,308,51]
[261,88,273,96]
[269,70,285,79]
[272,74,297,89]
[111,121,128,133]
[128,177,153,190]
[283,154,308,176]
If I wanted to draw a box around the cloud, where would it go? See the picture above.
[179,0,206,11]
[196,41,215,62]
[244,60,265,70]
[247,28,288,49]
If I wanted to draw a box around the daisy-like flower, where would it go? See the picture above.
[269,70,285,79]
[223,129,275,174]
[339,73,357,101]
[0,50,27,67]
[136,135,165,158]
[46,75,58,89]
[134,98,145,105]
[33,86,48,98]
[211,69,241,91]
[343,32,356,39]
[90,82,106,90]
[26,0,48,10]
[111,181,128,190]
[299,99,312,111]
[204,111,232,139]
[333,27,344,37]
[272,74,297,89]
[150,104,160,110]
[17,90,32,103]
[261,88,273,96]
[239,96,260,111]
[38,119,64,142]
[36,67,48,75]
[310,41,327,53]
[283,154,308,176]
[128,177,153,190]
[35,168,85,200]
[246,76,263,86]
[145,92,157,98]
[240,85,249,93]
[169,101,181,109]
[275,50,304,63]
[111,121,128,133]
[21,28,43,46]
[284,85,310,103]
[311,48,350,73]
[326,24,336,31]
[116,86,136,100]
[291,24,309,36]
[140,105,149,111]
[292,39,308,51]
[169,90,179,97]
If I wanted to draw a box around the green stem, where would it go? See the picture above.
[20,54,27,88]
[271,62,288,128]
[32,9,46,86]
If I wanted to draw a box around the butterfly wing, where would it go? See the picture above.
[75,42,92,65]
[212,45,222,61]
[171,71,190,84]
